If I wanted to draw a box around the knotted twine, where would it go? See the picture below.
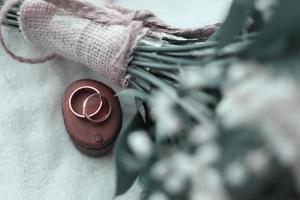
[0,0,219,87]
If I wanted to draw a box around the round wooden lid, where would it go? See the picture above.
[62,79,122,156]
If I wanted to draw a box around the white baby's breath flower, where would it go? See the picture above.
[218,64,300,130]
[218,63,300,188]
[194,142,220,165]
[149,192,169,200]
[191,168,229,200]
[189,123,218,145]
[172,152,195,178]
[226,62,255,84]
[190,191,214,200]
[255,0,278,21]
[263,121,299,166]
[164,173,186,193]
[150,91,181,137]
[217,76,265,128]
[205,168,223,189]
[245,149,270,175]
[255,0,276,11]
[155,112,182,138]
[127,130,153,159]
[151,160,169,181]
[275,141,298,166]
[181,63,224,88]
[158,152,196,193]
[225,161,248,187]
[150,91,173,118]
[181,67,204,88]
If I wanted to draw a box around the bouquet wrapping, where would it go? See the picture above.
[0,0,217,86]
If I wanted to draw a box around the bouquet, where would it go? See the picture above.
[1,0,300,199]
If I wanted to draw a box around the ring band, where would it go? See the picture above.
[69,86,103,118]
[83,93,112,123]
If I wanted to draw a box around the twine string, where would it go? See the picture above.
[45,0,219,38]
[0,0,56,63]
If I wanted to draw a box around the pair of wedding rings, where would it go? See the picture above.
[68,86,112,123]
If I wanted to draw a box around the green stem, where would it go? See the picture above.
[128,66,213,122]
[135,40,217,52]
[134,52,201,65]
[131,60,179,71]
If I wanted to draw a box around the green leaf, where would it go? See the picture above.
[114,112,145,196]
[211,0,255,47]
[116,89,149,101]
[243,0,300,60]
[128,67,212,123]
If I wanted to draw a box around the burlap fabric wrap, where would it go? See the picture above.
[19,0,145,87]
[0,0,219,87]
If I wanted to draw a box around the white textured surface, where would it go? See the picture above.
[0,0,231,200]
